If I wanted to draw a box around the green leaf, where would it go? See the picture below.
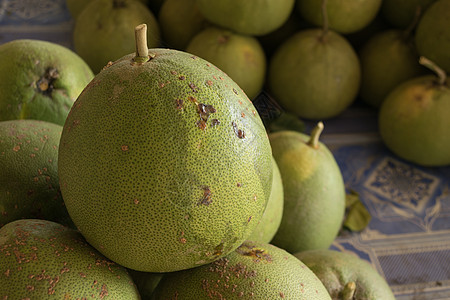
[268,112,305,133]
[343,191,372,232]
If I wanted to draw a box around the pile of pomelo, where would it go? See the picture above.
[1,0,449,298]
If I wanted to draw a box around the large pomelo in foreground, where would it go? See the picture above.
[0,219,140,299]
[151,240,332,299]
[58,25,273,273]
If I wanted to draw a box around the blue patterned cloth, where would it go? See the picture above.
[1,0,449,299]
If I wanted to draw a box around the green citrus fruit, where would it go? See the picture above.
[295,249,396,300]
[151,240,332,299]
[269,123,346,253]
[0,219,140,299]
[381,0,437,29]
[0,39,94,126]
[378,58,450,166]
[195,0,296,36]
[186,26,267,100]
[73,0,161,73]
[247,157,284,243]
[0,120,73,228]
[268,29,361,120]
[58,25,273,273]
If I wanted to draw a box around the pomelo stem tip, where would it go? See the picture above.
[419,56,447,85]
[134,23,150,63]
[308,121,324,149]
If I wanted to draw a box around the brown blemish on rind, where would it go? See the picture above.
[36,67,59,95]
[198,186,212,206]
[232,122,245,139]
[175,99,184,110]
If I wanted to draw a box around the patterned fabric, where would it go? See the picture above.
[1,1,449,298]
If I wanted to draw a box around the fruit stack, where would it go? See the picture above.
[0,0,448,299]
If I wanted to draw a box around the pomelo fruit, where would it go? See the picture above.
[378,57,450,166]
[294,249,396,300]
[195,0,296,36]
[186,26,267,100]
[247,157,284,243]
[415,0,450,73]
[151,240,332,299]
[268,26,360,120]
[158,0,208,50]
[381,0,436,29]
[58,24,273,273]
[73,0,161,73]
[0,39,94,126]
[359,29,426,108]
[0,219,140,299]
[0,120,73,228]
[269,122,346,253]
[66,0,149,20]
[297,0,382,34]
[128,270,164,299]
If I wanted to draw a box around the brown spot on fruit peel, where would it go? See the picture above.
[198,186,212,206]
[232,122,245,139]
[175,99,184,110]
[36,67,59,95]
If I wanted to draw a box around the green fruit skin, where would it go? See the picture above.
[66,0,149,19]
[269,130,346,253]
[247,157,284,243]
[186,26,267,100]
[381,0,437,28]
[151,240,332,299]
[295,250,396,300]
[0,219,140,299]
[379,75,450,166]
[73,0,161,73]
[415,0,450,73]
[58,48,273,273]
[268,29,361,120]
[195,0,296,36]
[0,39,94,126]
[0,120,74,228]
[128,269,164,299]
[158,0,208,50]
[297,0,382,34]
[359,30,425,108]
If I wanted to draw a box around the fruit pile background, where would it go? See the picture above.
[0,0,449,299]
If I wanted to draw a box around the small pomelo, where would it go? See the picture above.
[0,39,94,126]
[359,29,425,108]
[415,0,450,73]
[73,0,161,73]
[269,123,346,253]
[247,157,284,243]
[151,240,332,299]
[0,219,140,299]
[297,0,382,34]
[59,25,273,273]
[294,249,395,300]
[378,57,450,166]
[0,120,72,227]
[158,0,208,50]
[381,0,437,29]
[186,26,267,100]
[195,0,295,36]
[66,0,149,20]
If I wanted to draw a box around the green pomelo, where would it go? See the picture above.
[294,250,395,300]
[378,66,450,166]
[268,29,361,120]
[0,39,94,126]
[58,25,273,273]
[297,0,382,34]
[359,29,426,108]
[128,270,164,299]
[158,0,208,50]
[381,0,436,28]
[73,0,161,73]
[186,26,267,100]
[247,157,284,243]
[66,0,149,20]
[0,120,73,228]
[415,0,450,73]
[151,240,332,299]
[195,0,295,36]
[0,219,140,299]
[269,123,346,253]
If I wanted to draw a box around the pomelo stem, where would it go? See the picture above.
[319,0,329,41]
[307,121,324,149]
[402,5,421,41]
[342,282,356,300]
[419,56,447,85]
[134,24,150,63]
